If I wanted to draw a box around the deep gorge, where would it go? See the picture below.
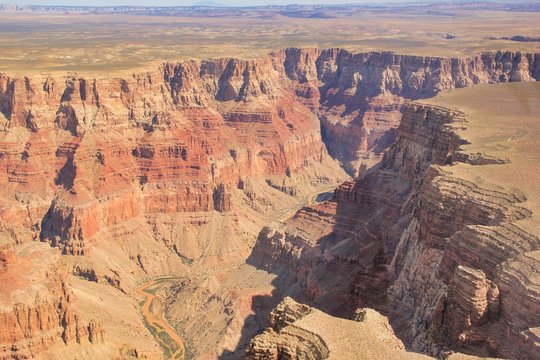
[1,48,539,359]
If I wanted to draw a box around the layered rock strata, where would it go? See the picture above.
[314,49,539,175]
[0,241,102,360]
[245,297,431,360]
[0,48,538,358]
[250,82,540,359]
[0,54,348,256]
[0,49,537,260]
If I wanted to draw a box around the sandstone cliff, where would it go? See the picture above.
[313,49,539,175]
[0,241,103,360]
[249,82,540,359]
[0,48,350,358]
[0,48,539,358]
[0,52,347,260]
[1,49,537,259]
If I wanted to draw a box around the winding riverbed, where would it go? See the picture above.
[137,278,186,360]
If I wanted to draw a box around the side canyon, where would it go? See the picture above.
[0,48,539,359]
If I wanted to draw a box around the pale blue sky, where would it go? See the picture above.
[7,0,433,6]
[7,0,528,7]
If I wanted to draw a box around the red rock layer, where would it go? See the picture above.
[249,102,540,359]
[0,48,538,256]
[0,49,345,257]
[0,243,103,360]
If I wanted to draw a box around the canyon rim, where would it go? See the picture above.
[0,3,540,360]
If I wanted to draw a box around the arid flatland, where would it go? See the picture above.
[421,82,540,233]
[0,4,539,74]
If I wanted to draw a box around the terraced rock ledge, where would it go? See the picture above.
[0,48,539,359]
[249,82,540,359]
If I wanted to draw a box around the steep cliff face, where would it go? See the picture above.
[250,104,468,313]
[0,48,349,358]
[249,82,540,359]
[386,85,540,358]
[0,241,102,360]
[0,52,347,261]
[1,49,537,259]
[1,49,538,359]
[315,50,539,175]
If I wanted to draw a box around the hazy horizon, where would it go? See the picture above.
[5,0,536,7]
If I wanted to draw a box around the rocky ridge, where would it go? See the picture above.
[0,48,538,358]
[249,82,540,359]
[246,297,431,360]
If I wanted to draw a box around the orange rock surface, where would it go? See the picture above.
[250,82,540,359]
[0,48,539,358]
[0,241,102,360]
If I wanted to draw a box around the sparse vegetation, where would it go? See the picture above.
[139,278,185,359]
[0,6,538,74]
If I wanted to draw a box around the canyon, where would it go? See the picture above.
[0,47,538,359]
[248,81,540,359]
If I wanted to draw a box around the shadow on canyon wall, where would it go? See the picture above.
[218,167,410,358]
[218,293,280,359]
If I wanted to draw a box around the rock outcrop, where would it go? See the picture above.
[249,82,540,359]
[0,241,102,360]
[245,297,431,360]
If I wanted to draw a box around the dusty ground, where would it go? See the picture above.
[420,82,540,235]
[0,6,539,75]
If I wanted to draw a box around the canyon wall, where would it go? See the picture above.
[1,49,537,258]
[314,49,539,175]
[385,104,539,358]
[0,57,345,260]
[0,241,104,360]
[0,51,349,358]
[0,48,538,358]
[249,83,540,359]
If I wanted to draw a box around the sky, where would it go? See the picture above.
[6,0,530,7]
[6,0,432,6]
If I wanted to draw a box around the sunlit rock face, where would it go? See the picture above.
[249,82,540,359]
[0,48,538,359]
